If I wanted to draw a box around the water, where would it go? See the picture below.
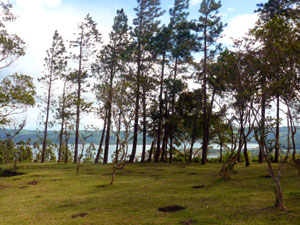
[32,142,260,162]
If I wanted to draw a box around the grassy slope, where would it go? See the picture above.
[0,163,300,225]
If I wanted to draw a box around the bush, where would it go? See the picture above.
[192,157,201,163]
[173,156,185,162]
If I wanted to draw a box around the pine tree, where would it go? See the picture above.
[93,9,131,164]
[195,0,225,165]
[39,30,66,163]
[129,0,164,162]
[70,14,101,163]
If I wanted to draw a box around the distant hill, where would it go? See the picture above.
[0,129,153,145]
[0,127,299,148]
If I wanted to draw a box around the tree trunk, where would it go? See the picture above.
[169,57,178,164]
[201,25,208,165]
[219,143,223,163]
[41,86,51,163]
[237,111,244,163]
[156,51,166,163]
[58,81,67,164]
[58,118,64,164]
[95,109,108,164]
[129,56,141,163]
[189,100,200,162]
[274,95,280,163]
[259,97,265,164]
[74,43,83,163]
[244,136,250,167]
[64,127,69,164]
[141,85,147,162]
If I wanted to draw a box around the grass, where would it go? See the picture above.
[0,162,300,225]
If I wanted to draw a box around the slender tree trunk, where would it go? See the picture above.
[156,51,166,163]
[169,57,178,164]
[237,111,244,163]
[41,84,51,163]
[41,52,54,163]
[259,98,265,164]
[275,95,280,163]
[219,142,223,163]
[74,43,83,163]
[201,26,208,165]
[58,118,64,164]
[141,85,147,162]
[111,138,119,185]
[161,128,168,162]
[58,81,67,164]
[189,101,200,162]
[130,52,141,163]
[160,94,169,162]
[95,108,108,164]
[115,110,121,162]
[64,127,69,164]
[244,134,250,167]
[104,62,115,163]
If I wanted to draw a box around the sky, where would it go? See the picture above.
[3,0,267,130]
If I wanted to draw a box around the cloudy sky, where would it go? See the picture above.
[4,0,267,130]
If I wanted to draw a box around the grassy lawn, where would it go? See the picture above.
[0,162,300,225]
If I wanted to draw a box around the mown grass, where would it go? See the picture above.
[0,162,300,225]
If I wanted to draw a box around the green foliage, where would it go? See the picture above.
[0,74,36,126]
[83,143,96,163]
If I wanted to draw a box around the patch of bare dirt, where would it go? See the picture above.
[71,213,88,218]
[158,205,185,213]
[193,185,205,189]
[180,219,198,225]
[261,175,272,178]
[19,186,27,189]
[0,184,9,190]
[28,180,39,185]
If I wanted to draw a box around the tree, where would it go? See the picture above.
[161,0,194,163]
[0,1,25,71]
[56,73,76,163]
[93,9,131,164]
[256,0,300,163]
[0,74,36,126]
[39,30,67,163]
[70,14,101,163]
[195,0,225,165]
[129,0,164,163]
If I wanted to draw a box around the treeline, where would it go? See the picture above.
[0,130,153,145]
[0,0,300,210]
[1,127,300,149]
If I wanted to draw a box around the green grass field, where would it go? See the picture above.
[1,162,300,225]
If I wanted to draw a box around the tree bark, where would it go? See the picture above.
[95,108,107,164]
[129,51,141,163]
[169,57,178,164]
[201,24,208,165]
[259,97,265,164]
[274,95,280,163]
[41,50,54,163]
[244,135,250,167]
[189,103,199,162]
[141,85,147,162]
[156,51,166,163]
[74,41,83,163]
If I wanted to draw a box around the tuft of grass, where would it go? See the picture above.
[0,162,300,224]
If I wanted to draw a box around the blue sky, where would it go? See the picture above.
[6,0,267,129]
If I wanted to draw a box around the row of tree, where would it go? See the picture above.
[1,0,300,211]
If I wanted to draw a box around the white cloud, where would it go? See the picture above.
[227,7,236,12]
[219,13,258,47]
[191,0,202,6]
[4,1,113,129]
